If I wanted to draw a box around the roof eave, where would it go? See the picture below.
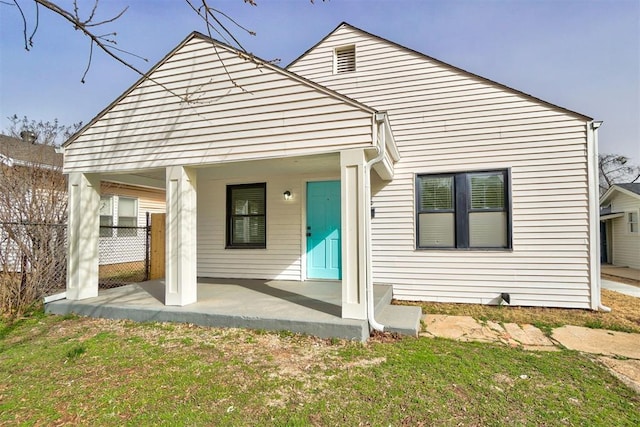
[65,29,377,148]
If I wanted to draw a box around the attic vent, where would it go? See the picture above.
[335,45,356,74]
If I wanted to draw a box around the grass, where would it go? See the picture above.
[405,289,640,334]
[0,314,639,426]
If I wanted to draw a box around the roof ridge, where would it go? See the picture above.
[288,22,592,122]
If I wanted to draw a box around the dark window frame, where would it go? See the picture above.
[226,183,267,249]
[416,169,512,250]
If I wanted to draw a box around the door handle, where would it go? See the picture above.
[306,232,311,237]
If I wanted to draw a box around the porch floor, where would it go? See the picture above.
[45,278,421,341]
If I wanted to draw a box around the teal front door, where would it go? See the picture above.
[306,181,341,280]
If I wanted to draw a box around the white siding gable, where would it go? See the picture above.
[290,24,594,308]
[65,34,375,174]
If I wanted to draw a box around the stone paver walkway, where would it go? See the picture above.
[420,314,640,393]
[552,325,640,359]
[420,314,557,350]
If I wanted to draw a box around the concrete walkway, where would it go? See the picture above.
[421,314,640,393]
[602,279,640,298]
[601,264,640,283]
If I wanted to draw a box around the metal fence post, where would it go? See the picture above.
[145,212,150,282]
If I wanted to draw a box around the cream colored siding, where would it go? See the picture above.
[291,25,592,308]
[608,192,640,269]
[197,170,336,281]
[101,183,165,226]
[64,36,374,174]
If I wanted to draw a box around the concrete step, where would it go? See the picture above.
[376,304,422,337]
[374,284,394,315]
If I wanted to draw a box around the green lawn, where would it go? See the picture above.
[1,313,638,426]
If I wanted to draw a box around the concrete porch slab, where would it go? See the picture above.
[45,279,420,341]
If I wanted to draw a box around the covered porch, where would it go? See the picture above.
[65,112,400,322]
[60,31,407,337]
[47,278,421,341]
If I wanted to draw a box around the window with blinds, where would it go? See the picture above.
[468,172,506,247]
[416,170,510,249]
[335,45,356,74]
[117,197,138,237]
[417,176,454,247]
[226,183,266,248]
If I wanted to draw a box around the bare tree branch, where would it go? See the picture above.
[28,0,38,46]
[599,153,640,195]
[12,0,30,49]
[7,0,287,105]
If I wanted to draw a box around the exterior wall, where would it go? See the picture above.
[608,192,640,269]
[99,183,165,265]
[197,168,339,281]
[290,25,592,308]
[64,36,374,174]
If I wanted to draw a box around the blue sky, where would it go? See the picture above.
[1,0,638,163]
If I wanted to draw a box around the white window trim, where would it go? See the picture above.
[627,209,639,234]
[99,195,114,237]
[117,197,139,237]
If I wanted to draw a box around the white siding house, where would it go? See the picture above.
[62,23,603,315]
[600,184,640,269]
[288,23,601,309]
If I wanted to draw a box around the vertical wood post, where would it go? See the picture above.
[67,172,100,300]
[165,166,197,306]
[340,149,367,319]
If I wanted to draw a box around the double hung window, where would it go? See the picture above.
[226,183,266,249]
[416,170,510,249]
[628,211,639,233]
[117,197,138,237]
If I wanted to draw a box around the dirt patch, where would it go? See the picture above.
[369,330,404,343]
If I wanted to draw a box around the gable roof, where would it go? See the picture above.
[616,183,640,196]
[64,31,377,148]
[600,183,640,205]
[0,134,62,168]
[287,22,593,122]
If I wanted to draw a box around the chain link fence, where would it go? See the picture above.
[99,224,150,288]
[1,218,152,315]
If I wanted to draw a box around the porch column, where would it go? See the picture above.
[165,166,197,306]
[67,172,100,300]
[340,149,368,319]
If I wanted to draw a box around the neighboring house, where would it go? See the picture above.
[0,133,165,270]
[600,183,640,269]
[0,132,62,169]
[0,133,66,273]
[98,182,165,265]
[62,23,603,316]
